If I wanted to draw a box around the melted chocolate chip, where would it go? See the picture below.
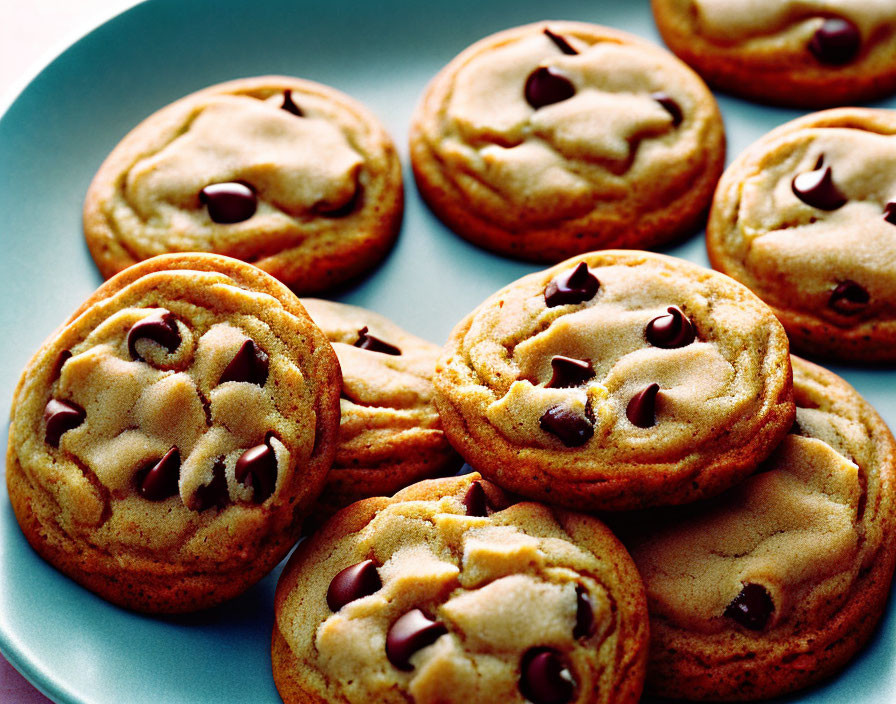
[809,18,861,65]
[235,440,277,503]
[137,447,180,501]
[646,306,696,348]
[546,356,594,389]
[127,311,181,362]
[884,201,896,225]
[651,92,683,127]
[519,647,576,704]
[573,586,596,639]
[626,383,660,428]
[829,280,870,316]
[44,399,85,447]
[386,609,448,671]
[219,339,269,386]
[539,405,594,447]
[327,559,382,612]
[462,481,489,517]
[354,326,401,355]
[543,28,578,55]
[525,67,576,109]
[544,262,600,307]
[51,350,72,381]
[199,182,258,224]
[280,89,304,116]
[192,458,229,511]
[724,583,774,631]
[792,161,847,211]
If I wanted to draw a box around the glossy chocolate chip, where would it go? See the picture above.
[519,647,576,704]
[829,280,870,316]
[386,609,448,671]
[192,458,229,511]
[809,18,861,65]
[463,481,489,517]
[525,67,576,109]
[546,356,594,389]
[219,339,269,386]
[354,326,401,355]
[573,586,596,639]
[235,440,277,503]
[651,92,683,127]
[327,559,382,612]
[792,162,847,211]
[724,583,774,631]
[544,28,578,55]
[137,447,180,501]
[44,399,85,447]
[627,383,660,428]
[884,201,896,225]
[127,310,181,362]
[544,262,600,307]
[646,306,696,348]
[539,405,594,447]
[280,88,304,116]
[199,182,258,224]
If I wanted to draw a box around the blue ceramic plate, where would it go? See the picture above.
[1,1,895,702]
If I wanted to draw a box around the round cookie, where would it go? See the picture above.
[433,250,795,511]
[652,0,896,108]
[6,253,341,613]
[409,21,725,262]
[299,298,461,518]
[707,108,896,362]
[272,473,649,704]
[83,76,403,294]
[627,357,896,700]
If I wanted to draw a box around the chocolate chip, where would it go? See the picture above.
[385,609,447,671]
[539,404,594,447]
[626,383,660,428]
[525,67,576,109]
[546,356,594,389]
[884,201,896,225]
[327,559,382,612]
[543,28,578,55]
[573,586,596,639]
[829,280,870,316]
[462,481,489,517]
[137,447,180,501]
[280,89,303,116]
[544,262,599,307]
[809,18,861,65]
[519,647,576,704]
[724,583,774,631]
[651,92,683,127]
[646,306,696,348]
[192,458,229,511]
[44,399,85,447]
[219,339,269,386]
[199,182,258,224]
[127,310,181,362]
[792,160,847,211]
[354,326,401,355]
[235,440,277,503]
[51,350,72,380]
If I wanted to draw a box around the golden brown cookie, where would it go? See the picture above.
[83,76,403,294]
[6,253,341,613]
[272,473,649,704]
[409,21,724,262]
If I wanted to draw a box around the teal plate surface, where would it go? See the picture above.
[1,0,896,702]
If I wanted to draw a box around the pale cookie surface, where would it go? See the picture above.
[6,253,341,613]
[433,250,794,511]
[652,0,896,107]
[83,76,403,294]
[410,21,724,262]
[299,298,460,518]
[272,473,648,704]
[628,357,896,700]
[708,108,896,362]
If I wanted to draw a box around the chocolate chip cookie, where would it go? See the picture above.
[410,21,725,262]
[707,108,896,362]
[6,253,341,612]
[272,473,649,704]
[433,250,795,511]
[628,357,896,700]
[652,0,896,107]
[83,76,403,294]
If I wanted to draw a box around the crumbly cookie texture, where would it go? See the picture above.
[299,298,460,518]
[272,473,649,704]
[410,21,724,262]
[652,0,896,107]
[707,108,896,362]
[628,357,896,700]
[433,250,794,511]
[83,76,403,294]
[6,253,341,613]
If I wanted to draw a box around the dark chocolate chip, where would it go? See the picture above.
[809,18,861,65]
[127,310,181,362]
[385,609,448,671]
[199,182,258,224]
[280,89,304,116]
[543,28,578,55]
[646,306,696,348]
[519,647,576,704]
[651,92,683,127]
[354,326,401,355]
[327,559,382,612]
[573,586,596,639]
[724,583,774,631]
[44,399,85,447]
[525,67,576,110]
[546,356,594,389]
[462,481,489,517]
[235,440,277,503]
[544,262,599,307]
[829,280,870,316]
[626,383,660,428]
[792,161,847,211]
[137,447,180,501]
[219,339,269,386]
[539,404,594,447]
[192,458,229,511]
[884,201,896,225]
[51,350,72,381]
